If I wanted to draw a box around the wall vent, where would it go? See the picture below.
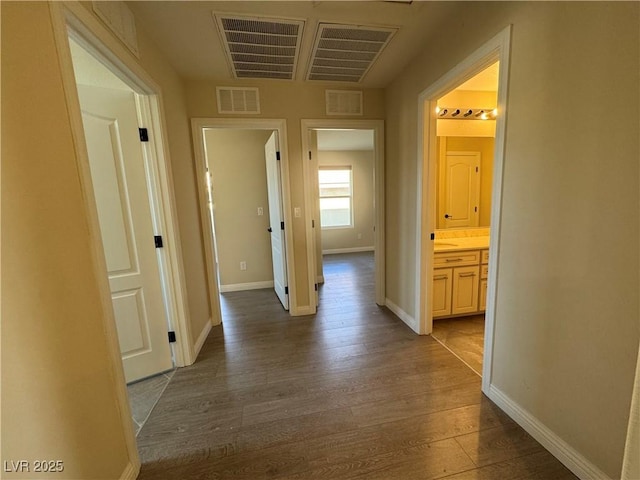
[326,90,363,116]
[92,1,139,57]
[307,23,397,83]
[214,14,305,80]
[216,87,261,114]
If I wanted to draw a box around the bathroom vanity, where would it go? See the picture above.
[433,235,489,318]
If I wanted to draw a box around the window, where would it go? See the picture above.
[319,167,353,228]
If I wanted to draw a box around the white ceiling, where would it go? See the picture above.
[457,62,499,92]
[127,1,460,88]
[317,129,374,151]
[69,38,132,91]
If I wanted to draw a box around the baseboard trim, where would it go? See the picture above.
[219,281,274,293]
[193,319,212,359]
[487,385,611,480]
[120,461,139,480]
[322,246,374,255]
[385,298,419,333]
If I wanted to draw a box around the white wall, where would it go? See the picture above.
[385,2,639,478]
[318,150,375,252]
[204,129,274,287]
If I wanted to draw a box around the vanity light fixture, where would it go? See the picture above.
[437,108,498,120]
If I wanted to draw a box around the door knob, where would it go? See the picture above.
[267,227,273,233]
[444,214,453,219]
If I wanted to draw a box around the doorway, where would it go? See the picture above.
[64,18,193,439]
[191,119,295,319]
[301,119,385,313]
[429,63,499,376]
[416,26,511,392]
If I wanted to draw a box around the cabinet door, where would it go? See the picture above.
[452,266,480,315]
[479,279,488,311]
[433,268,452,317]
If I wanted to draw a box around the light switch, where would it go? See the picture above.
[294,207,301,218]
[257,207,264,216]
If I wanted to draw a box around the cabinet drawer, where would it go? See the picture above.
[434,250,480,268]
[480,264,489,279]
[481,249,489,264]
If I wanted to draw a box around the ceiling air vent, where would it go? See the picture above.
[326,90,363,116]
[307,23,397,83]
[216,87,260,114]
[214,14,305,80]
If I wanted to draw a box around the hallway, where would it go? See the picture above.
[136,253,576,479]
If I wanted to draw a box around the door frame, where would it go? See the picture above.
[301,119,386,310]
[191,118,298,317]
[415,26,511,393]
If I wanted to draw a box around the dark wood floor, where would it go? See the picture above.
[136,252,577,480]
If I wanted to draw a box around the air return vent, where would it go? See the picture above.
[307,23,397,83]
[326,90,363,116]
[214,14,305,80]
[216,87,260,114]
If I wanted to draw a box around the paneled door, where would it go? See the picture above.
[442,151,481,228]
[265,132,289,310]
[78,85,173,383]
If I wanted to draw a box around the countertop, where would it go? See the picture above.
[433,235,490,252]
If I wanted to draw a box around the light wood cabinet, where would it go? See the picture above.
[452,265,480,315]
[433,248,489,318]
[432,268,453,317]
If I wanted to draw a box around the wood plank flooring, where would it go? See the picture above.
[136,252,577,480]
[432,315,486,376]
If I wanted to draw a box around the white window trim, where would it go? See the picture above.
[319,166,354,229]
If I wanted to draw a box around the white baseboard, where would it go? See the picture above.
[385,298,419,333]
[317,275,325,284]
[322,246,374,255]
[120,461,139,480]
[487,385,611,480]
[193,319,213,359]
[219,280,274,293]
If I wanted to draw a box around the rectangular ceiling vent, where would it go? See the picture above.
[326,90,363,116]
[214,14,305,80]
[307,23,397,83]
[216,87,260,114]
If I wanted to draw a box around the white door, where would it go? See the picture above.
[443,152,481,228]
[78,85,173,383]
[265,132,289,310]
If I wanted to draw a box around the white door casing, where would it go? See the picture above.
[78,85,173,383]
[265,132,289,310]
[441,151,480,228]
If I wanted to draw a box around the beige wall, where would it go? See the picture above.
[205,129,274,286]
[436,136,495,228]
[2,2,131,477]
[318,150,375,251]
[186,80,385,309]
[385,2,639,477]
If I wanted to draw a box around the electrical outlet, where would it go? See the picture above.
[257,207,264,216]
[240,261,247,271]
[357,233,362,240]
[294,207,301,218]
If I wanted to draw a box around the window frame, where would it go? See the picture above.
[318,166,354,229]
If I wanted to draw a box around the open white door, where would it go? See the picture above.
[442,151,481,228]
[265,132,289,310]
[78,85,173,383]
